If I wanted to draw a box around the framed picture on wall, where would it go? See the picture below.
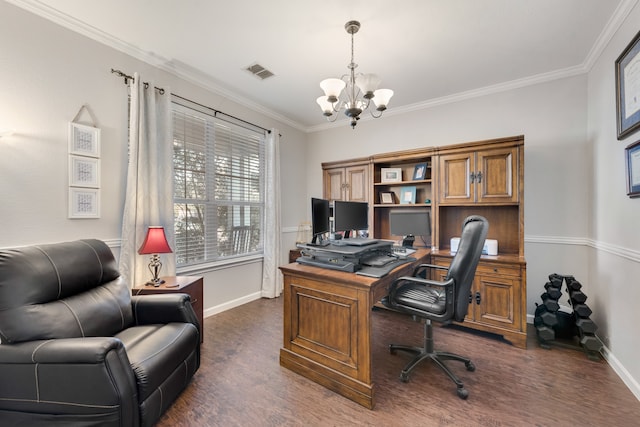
[615,29,640,140]
[625,139,640,198]
[69,122,101,157]
[69,155,100,188]
[69,188,100,218]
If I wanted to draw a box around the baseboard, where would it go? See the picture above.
[203,291,262,318]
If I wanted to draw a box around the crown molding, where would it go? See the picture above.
[9,0,639,135]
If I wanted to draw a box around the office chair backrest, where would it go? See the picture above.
[446,216,489,322]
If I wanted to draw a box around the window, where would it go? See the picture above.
[172,101,265,267]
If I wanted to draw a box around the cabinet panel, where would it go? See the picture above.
[477,147,518,203]
[345,166,368,202]
[325,168,346,201]
[439,153,473,203]
[473,273,521,330]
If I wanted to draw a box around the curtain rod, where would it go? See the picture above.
[110,68,270,134]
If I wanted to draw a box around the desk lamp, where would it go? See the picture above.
[138,226,173,287]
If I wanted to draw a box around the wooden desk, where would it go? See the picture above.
[133,276,204,343]
[279,249,430,409]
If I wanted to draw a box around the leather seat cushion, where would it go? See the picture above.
[394,283,447,314]
[116,323,199,402]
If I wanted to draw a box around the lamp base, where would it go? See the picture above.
[146,278,166,287]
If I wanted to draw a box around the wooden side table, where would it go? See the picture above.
[132,276,204,342]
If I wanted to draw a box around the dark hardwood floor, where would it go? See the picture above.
[158,297,640,426]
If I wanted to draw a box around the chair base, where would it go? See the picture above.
[389,319,475,399]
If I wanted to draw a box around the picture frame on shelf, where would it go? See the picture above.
[69,122,101,157]
[400,186,416,204]
[380,191,395,204]
[412,162,428,180]
[615,29,640,140]
[625,139,640,198]
[381,167,402,183]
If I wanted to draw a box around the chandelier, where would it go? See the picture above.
[316,20,394,129]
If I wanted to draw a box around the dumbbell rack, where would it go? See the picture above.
[534,273,603,361]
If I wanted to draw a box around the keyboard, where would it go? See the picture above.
[356,257,416,278]
[360,252,398,267]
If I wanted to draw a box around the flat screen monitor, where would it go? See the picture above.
[389,209,431,247]
[334,200,368,238]
[311,197,330,244]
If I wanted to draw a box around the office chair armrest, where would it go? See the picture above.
[413,262,449,277]
[387,275,454,299]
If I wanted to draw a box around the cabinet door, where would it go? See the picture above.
[472,273,521,331]
[476,147,518,203]
[438,152,474,204]
[324,168,346,202]
[345,165,369,202]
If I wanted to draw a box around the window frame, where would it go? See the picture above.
[172,99,266,270]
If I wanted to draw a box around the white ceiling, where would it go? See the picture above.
[9,0,634,131]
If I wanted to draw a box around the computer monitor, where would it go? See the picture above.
[311,197,331,244]
[389,209,431,247]
[333,200,368,239]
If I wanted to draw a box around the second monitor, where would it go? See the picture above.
[389,208,431,247]
[333,200,369,240]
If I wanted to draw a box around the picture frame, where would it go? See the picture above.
[69,155,100,188]
[380,191,395,204]
[69,122,100,157]
[69,188,100,218]
[381,167,402,183]
[400,186,416,204]
[625,139,640,198]
[412,162,428,180]
[615,29,640,140]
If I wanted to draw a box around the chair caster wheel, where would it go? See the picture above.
[457,387,469,399]
[399,372,409,383]
[466,361,475,372]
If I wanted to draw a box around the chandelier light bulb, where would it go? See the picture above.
[372,89,394,111]
[320,78,346,103]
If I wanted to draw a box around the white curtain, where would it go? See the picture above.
[119,73,175,287]
[261,129,283,298]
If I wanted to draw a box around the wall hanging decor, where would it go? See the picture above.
[68,104,101,218]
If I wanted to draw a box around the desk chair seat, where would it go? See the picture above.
[382,215,488,399]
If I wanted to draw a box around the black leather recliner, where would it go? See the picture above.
[0,239,200,426]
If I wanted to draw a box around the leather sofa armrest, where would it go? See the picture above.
[0,338,138,420]
[131,293,200,332]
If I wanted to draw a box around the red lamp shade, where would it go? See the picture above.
[138,226,172,255]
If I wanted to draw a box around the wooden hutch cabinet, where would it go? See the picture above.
[321,135,527,348]
[322,157,370,203]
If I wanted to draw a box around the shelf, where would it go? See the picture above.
[375,179,432,186]
[374,203,431,208]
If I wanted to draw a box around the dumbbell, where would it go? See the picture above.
[536,324,555,341]
[576,317,598,334]
[565,277,582,291]
[535,305,558,327]
[569,289,587,304]
[540,292,560,312]
[548,274,564,289]
[543,282,562,300]
[579,334,602,352]
[573,304,592,318]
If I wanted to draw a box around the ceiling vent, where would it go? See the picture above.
[245,63,274,80]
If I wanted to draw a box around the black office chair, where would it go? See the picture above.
[382,215,488,399]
